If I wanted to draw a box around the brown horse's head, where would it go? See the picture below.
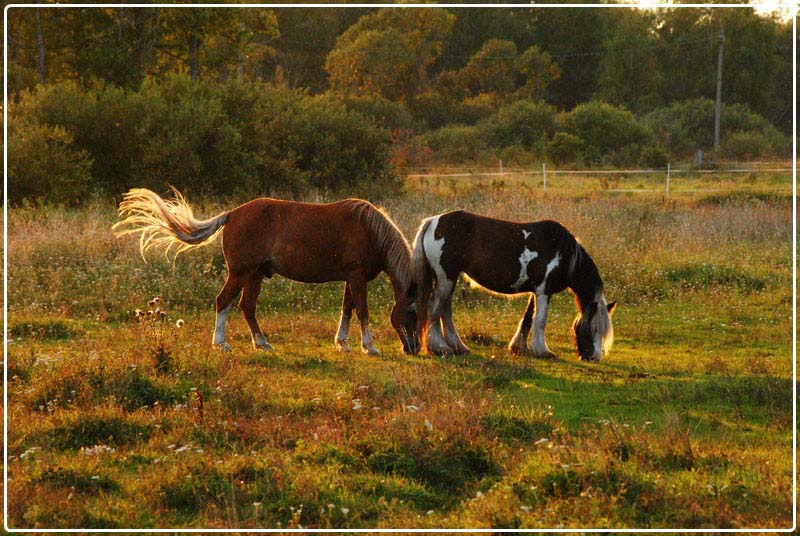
[392,283,420,354]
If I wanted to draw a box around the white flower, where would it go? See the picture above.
[424,419,434,431]
[340,507,350,515]
[175,319,185,328]
[534,438,549,446]
[406,404,420,412]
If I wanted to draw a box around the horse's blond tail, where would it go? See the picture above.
[113,187,229,261]
[410,218,435,348]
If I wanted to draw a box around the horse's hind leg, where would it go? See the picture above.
[213,274,244,351]
[335,283,355,352]
[441,295,470,354]
[350,278,379,355]
[508,294,535,355]
[239,272,272,351]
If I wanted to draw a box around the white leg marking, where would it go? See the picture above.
[522,229,531,240]
[512,247,539,291]
[361,325,379,355]
[252,332,272,351]
[423,217,456,354]
[213,306,233,351]
[335,310,352,352]
[508,318,528,352]
[530,294,553,357]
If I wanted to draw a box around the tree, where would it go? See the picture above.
[325,7,455,102]
[598,10,663,112]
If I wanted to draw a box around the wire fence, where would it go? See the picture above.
[405,161,794,197]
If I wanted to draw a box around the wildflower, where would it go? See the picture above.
[341,507,350,515]
[352,399,363,411]
[424,419,434,431]
[135,308,144,318]
[534,438,549,446]
[175,319,185,328]
[406,404,420,412]
[520,505,531,513]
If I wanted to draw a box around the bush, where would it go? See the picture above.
[479,99,556,149]
[422,125,487,163]
[9,75,396,203]
[720,131,771,160]
[564,101,650,163]
[7,120,93,204]
[341,94,415,134]
[546,132,584,165]
[642,98,790,157]
[639,144,669,169]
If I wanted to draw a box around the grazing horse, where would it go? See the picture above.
[411,211,615,361]
[114,188,419,355]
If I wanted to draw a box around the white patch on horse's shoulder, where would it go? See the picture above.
[522,229,531,240]
[424,216,449,284]
[511,247,538,291]
[535,251,561,295]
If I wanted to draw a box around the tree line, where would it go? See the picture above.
[6,6,793,203]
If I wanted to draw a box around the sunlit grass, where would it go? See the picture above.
[5,172,793,529]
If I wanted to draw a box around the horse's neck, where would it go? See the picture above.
[385,248,412,296]
[569,248,603,311]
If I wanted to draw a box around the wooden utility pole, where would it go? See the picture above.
[714,28,724,152]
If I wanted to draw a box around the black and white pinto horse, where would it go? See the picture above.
[412,211,616,361]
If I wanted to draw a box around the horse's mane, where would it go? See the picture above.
[344,199,412,289]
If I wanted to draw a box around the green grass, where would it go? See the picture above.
[5,173,794,529]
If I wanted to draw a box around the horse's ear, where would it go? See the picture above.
[607,301,617,316]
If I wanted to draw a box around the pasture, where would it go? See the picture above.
[5,172,794,529]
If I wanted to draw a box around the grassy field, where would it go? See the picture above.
[5,171,795,529]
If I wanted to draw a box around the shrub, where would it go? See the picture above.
[563,101,650,163]
[422,125,487,163]
[720,131,771,160]
[479,99,556,149]
[9,75,396,203]
[341,94,415,134]
[546,132,584,164]
[642,98,790,157]
[7,120,93,204]
[639,144,669,169]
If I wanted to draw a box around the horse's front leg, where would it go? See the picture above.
[335,283,355,352]
[426,277,456,355]
[239,272,272,351]
[530,293,556,359]
[441,293,470,354]
[349,278,380,355]
[508,293,534,355]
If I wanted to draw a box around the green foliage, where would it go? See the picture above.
[639,144,669,169]
[563,101,650,165]
[7,119,93,204]
[9,319,78,341]
[422,125,487,163]
[480,100,556,150]
[546,132,584,165]
[10,75,395,203]
[720,131,771,160]
[642,98,790,157]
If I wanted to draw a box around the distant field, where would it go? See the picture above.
[5,171,794,529]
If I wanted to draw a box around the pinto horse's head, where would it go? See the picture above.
[572,299,616,362]
[392,283,420,355]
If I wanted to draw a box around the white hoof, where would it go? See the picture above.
[362,344,380,356]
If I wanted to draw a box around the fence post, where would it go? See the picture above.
[499,159,503,175]
[543,162,547,192]
[665,162,671,198]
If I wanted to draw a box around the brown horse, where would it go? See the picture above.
[114,188,419,355]
[411,210,615,361]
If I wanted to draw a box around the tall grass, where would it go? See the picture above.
[6,176,793,529]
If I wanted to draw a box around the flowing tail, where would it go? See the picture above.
[410,218,435,348]
[113,187,229,260]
